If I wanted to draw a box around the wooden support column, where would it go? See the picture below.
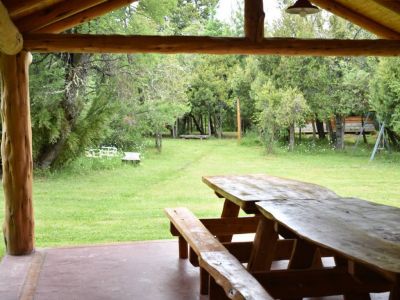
[244,0,265,42]
[0,51,34,255]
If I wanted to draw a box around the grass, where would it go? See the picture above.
[0,138,399,257]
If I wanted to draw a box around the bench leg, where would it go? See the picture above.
[218,200,240,243]
[200,267,209,295]
[178,236,188,259]
[209,276,229,300]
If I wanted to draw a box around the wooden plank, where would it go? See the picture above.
[0,51,34,255]
[23,34,400,57]
[203,174,339,213]
[256,198,400,275]
[310,0,400,39]
[253,268,392,298]
[201,216,259,236]
[224,239,295,263]
[171,216,259,237]
[0,1,23,55]
[36,0,138,33]
[200,251,273,300]
[15,0,106,33]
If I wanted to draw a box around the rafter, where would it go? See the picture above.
[15,0,107,33]
[0,1,23,55]
[36,0,138,33]
[4,0,64,20]
[23,34,400,56]
[371,0,400,15]
[310,0,400,39]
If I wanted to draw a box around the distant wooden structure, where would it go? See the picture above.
[180,134,209,140]
[298,115,376,134]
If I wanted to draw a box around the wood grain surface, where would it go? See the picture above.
[256,198,400,275]
[203,174,339,213]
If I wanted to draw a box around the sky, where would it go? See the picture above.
[216,0,282,25]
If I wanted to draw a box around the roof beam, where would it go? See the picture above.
[23,34,400,56]
[3,0,64,20]
[310,0,400,39]
[244,0,265,42]
[371,0,400,15]
[15,0,107,33]
[36,0,138,34]
[0,1,23,55]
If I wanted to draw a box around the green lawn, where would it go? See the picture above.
[0,138,399,256]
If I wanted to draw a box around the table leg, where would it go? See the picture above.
[248,218,278,272]
[217,200,240,243]
[200,267,209,295]
[288,238,317,269]
[209,276,229,300]
[178,236,188,259]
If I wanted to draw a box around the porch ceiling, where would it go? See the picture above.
[2,0,400,37]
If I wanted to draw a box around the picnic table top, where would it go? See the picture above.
[256,197,400,275]
[202,174,339,213]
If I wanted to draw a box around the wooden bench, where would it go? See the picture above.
[165,207,272,299]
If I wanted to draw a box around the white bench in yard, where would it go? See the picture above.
[122,152,141,163]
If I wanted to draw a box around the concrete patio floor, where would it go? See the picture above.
[0,240,206,300]
[0,240,390,300]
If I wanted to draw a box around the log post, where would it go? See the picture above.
[244,0,265,42]
[0,51,35,255]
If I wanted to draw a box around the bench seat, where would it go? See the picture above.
[165,207,273,300]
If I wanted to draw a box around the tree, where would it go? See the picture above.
[370,58,400,148]
[252,77,309,152]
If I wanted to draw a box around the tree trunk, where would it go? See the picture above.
[315,119,326,140]
[207,113,212,136]
[155,132,162,152]
[335,115,345,150]
[361,117,367,144]
[311,120,317,140]
[189,113,205,135]
[37,53,91,168]
[289,123,295,151]
[0,52,34,255]
[327,119,336,144]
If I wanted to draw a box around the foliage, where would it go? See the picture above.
[370,58,400,134]
[252,78,309,151]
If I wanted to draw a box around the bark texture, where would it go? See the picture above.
[0,51,34,255]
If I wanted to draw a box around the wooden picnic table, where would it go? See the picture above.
[202,174,340,214]
[252,197,400,299]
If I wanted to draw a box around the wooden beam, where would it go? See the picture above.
[23,34,400,56]
[0,1,23,55]
[0,51,34,255]
[36,0,138,33]
[244,0,264,42]
[310,0,400,39]
[3,0,64,20]
[371,0,400,15]
[15,0,107,33]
